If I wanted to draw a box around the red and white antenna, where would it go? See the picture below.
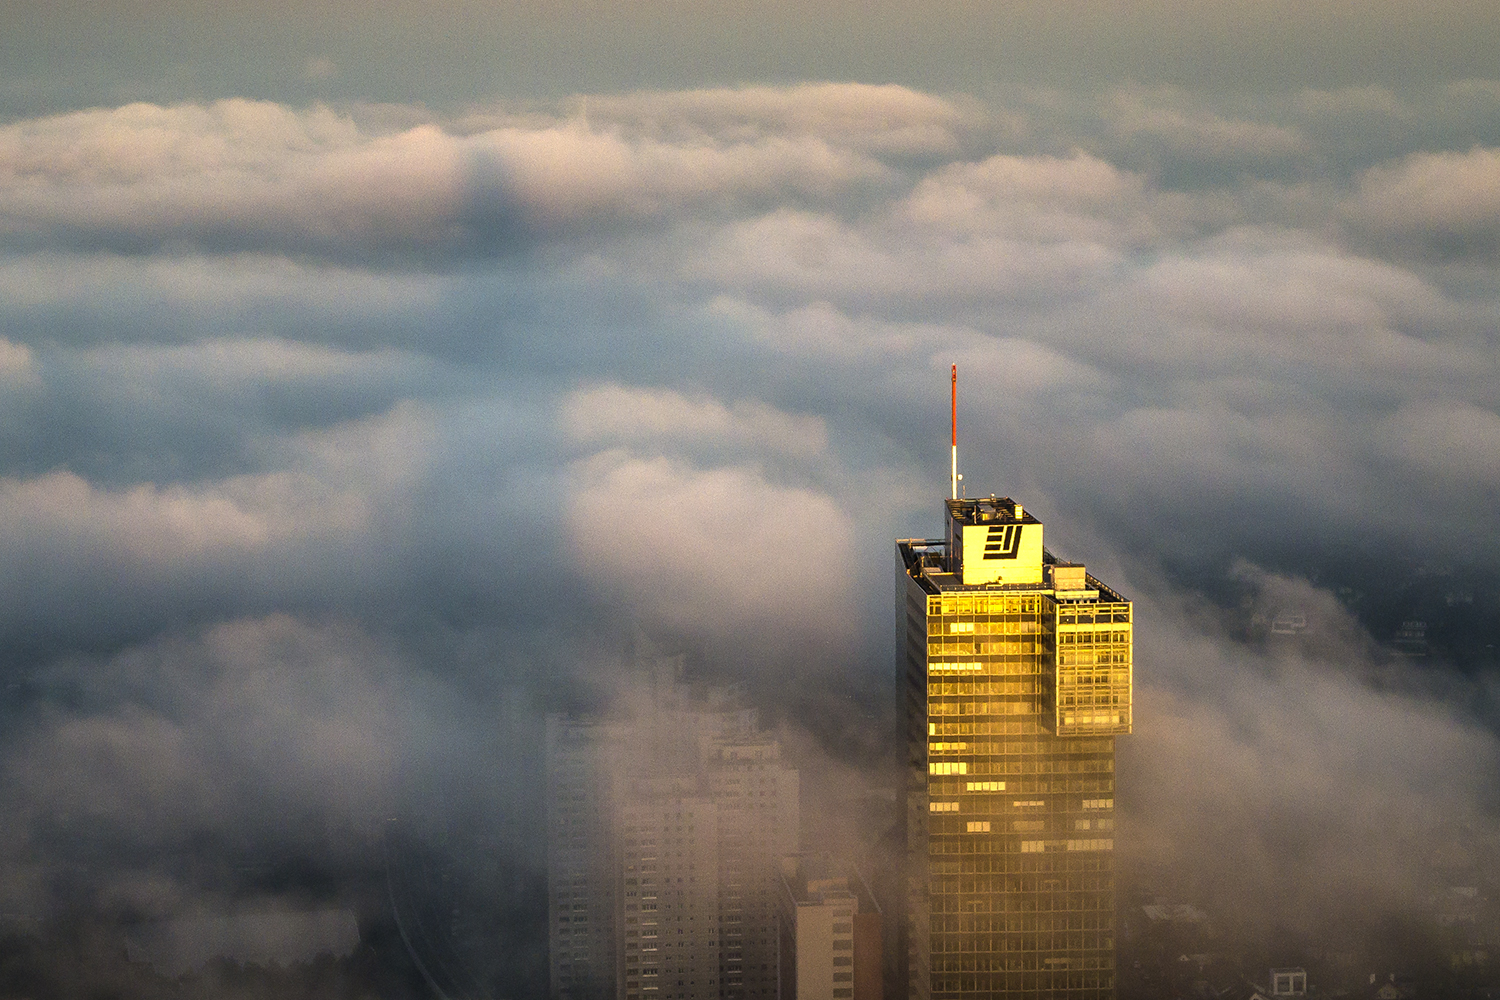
[950,364,958,500]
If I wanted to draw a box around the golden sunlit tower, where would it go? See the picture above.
[894,373,1132,1000]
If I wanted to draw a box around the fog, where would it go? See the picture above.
[0,80,1498,995]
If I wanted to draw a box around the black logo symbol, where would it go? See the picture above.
[983,525,1022,560]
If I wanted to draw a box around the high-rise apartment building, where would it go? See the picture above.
[618,777,721,1000]
[546,662,799,1000]
[707,742,800,1000]
[548,715,628,1000]
[897,496,1132,1000]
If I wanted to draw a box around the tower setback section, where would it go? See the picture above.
[897,497,1133,1000]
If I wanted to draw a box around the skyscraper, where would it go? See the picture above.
[546,659,799,1000]
[896,496,1132,1000]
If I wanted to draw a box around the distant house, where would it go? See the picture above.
[1269,967,1306,996]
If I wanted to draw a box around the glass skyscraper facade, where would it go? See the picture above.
[897,497,1132,1000]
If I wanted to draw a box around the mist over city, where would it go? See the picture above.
[1,2,1499,996]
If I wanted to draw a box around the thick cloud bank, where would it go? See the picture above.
[1,80,1499,986]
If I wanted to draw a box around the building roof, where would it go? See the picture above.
[897,537,1128,602]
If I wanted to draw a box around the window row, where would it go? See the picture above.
[928,701,1042,716]
[928,896,1114,915]
[929,836,1117,856]
[930,955,1115,971]
[928,660,1047,675]
[1057,652,1130,666]
[1020,840,1114,853]
[929,681,1038,696]
[927,776,1116,795]
[1057,607,1130,624]
[1056,631,1131,645]
[928,801,1110,820]
[927,973,1114,995]
[930,859,1116,881]
[930,878,1113,896]
[930,757,1115,774]
[930,597,1045,615]
[928,914,1117,935]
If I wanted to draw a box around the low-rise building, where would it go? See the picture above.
[776,856,881,1000]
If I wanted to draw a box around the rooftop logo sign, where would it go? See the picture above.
[983,524,1023,560]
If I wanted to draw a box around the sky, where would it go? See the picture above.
[2,0,1500,990]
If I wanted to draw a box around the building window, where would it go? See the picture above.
[929,762,968,775]
[966,821,990,833]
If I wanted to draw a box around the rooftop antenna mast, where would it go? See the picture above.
[950,364,959,500]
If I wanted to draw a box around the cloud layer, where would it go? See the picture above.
[1,80,1498,978]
